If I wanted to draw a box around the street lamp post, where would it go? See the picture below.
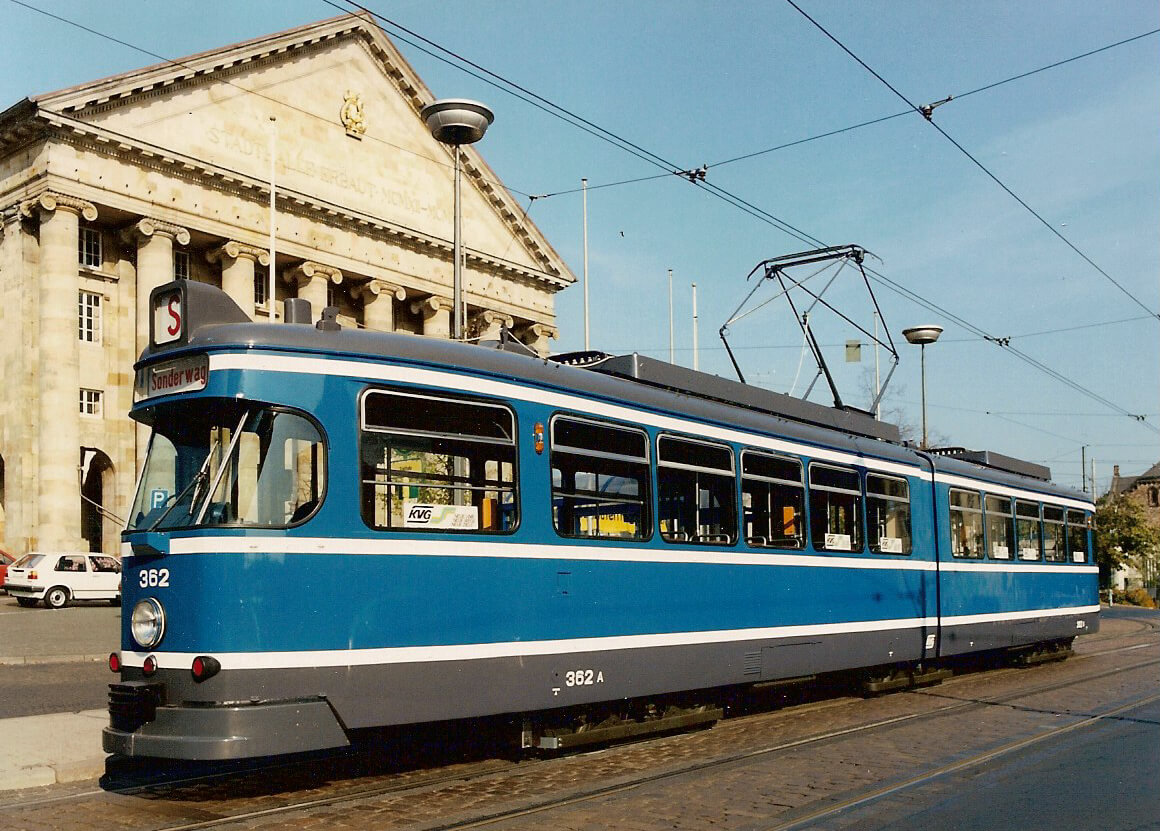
[902,325,943,448]
[420,99,494,340]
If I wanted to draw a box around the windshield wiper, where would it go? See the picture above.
[146,445,218,532]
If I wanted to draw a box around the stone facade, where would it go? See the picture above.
[0,14,572,557]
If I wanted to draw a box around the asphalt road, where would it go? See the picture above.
[0,594,120,661]
[829,692,1160,831]
[0,594,119,718]
[0,662,110,718]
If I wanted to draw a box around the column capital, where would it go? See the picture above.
[477,309,515,327]
[411,295,452,319]
[352,278,406,304]
[285,261,342,289]
[207,240,270,267]
[470,309,515,341]
[20,191,98,223]
[1,202,23,229]
[120,217,190,246]
[521,322,559,341]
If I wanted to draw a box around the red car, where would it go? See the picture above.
[0,549,15,592]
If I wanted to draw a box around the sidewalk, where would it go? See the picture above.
[0,600,119,790]
[0,710,108,790]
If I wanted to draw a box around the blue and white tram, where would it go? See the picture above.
[104,280,1098,759]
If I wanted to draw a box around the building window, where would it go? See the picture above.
[78,291,102,343]
[1150,487,1159,508]
[254,272,268,309]
[79,226,102,269]
[80,388,103,417]
[174,250,191,281]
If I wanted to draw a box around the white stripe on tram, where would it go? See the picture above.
[118,604,1098,671]
[153,536,1097,575]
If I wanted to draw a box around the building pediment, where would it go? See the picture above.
[10,14,572,287]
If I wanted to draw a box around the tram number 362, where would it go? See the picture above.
[138,568,171,588]
[565,669,604,687]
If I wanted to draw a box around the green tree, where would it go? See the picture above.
[1094,495,1160,587]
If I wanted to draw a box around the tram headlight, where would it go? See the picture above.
[131,598,166,650]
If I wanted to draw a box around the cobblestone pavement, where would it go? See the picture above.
[0,618,1155,831]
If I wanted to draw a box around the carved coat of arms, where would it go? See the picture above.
[340,90,367,137]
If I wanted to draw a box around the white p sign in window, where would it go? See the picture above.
[153,288,184,346]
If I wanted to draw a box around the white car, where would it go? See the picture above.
[4,552,121,609]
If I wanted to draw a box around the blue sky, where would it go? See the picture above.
[3,0,1157,493]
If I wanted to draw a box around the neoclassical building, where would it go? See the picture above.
[0,14,573,557]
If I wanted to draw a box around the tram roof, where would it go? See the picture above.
[138,283,1084,504]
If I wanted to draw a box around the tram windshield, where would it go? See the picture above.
[127,402,326,531]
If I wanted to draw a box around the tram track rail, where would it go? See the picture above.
[760,688,1160,831]
[427,655,1160,831]
[3,637,1152,831]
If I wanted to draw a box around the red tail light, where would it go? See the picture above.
[142,655,158,676]
[191,656,221,683]
[108,652,121,673]
[28,571,37,580]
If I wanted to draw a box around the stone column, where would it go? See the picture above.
[472,310,514,342]
[123,218,190,355]
[0,206,27,552]
[286,261,342,318]
[208,241,269,316]
[23,192,97,550]
[519,322,558,357]
[352,279,405,332]
[412,296,452,339]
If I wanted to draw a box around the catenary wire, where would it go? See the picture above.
[337,0,1160,434]
[10,0,1154,433]
[784,0,1159,322]
[709,26,1160,170]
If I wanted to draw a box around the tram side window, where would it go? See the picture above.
[1015,501,1042,561]
[658,436,737,545]
[1066,510,1089,563]
[809,464,862,552]
[360,390,517,533]
[867,474,912,554]
[984,495,1015,560]
[1043,506,1067,562]
[551,417,650,540]
[949,489,984,559]
[741,452,804,549]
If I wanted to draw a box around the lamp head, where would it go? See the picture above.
[421,99,494,146]
[902,324,943,346]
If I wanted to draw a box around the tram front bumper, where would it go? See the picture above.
[102,691,350,760]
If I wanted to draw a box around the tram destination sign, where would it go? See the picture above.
[135,354,209,400]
